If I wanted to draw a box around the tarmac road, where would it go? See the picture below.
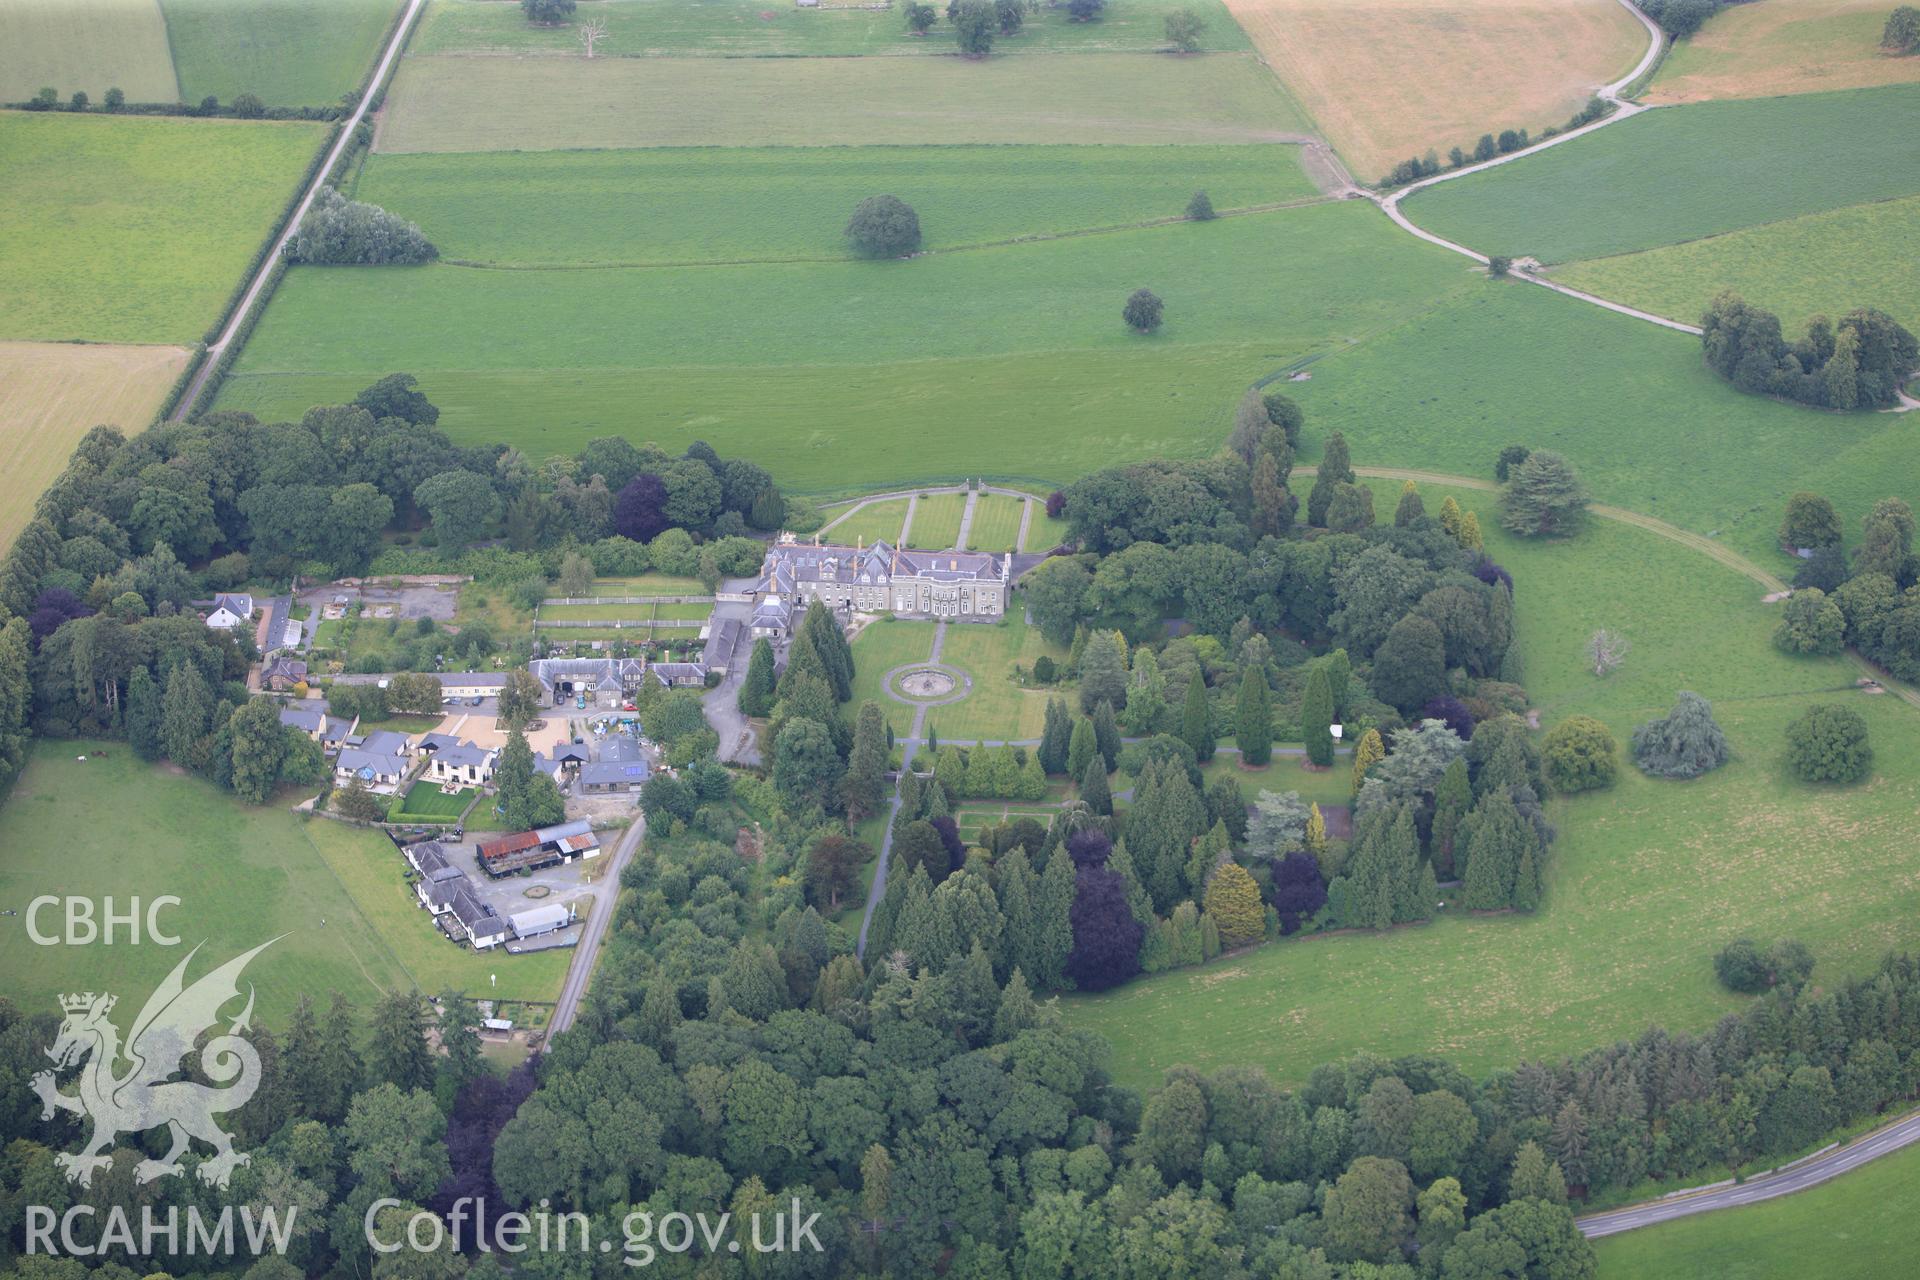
[1577,1109,1920,1238]
[542,812,644,1046]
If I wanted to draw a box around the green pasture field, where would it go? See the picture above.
[1062,479,1920,1089]
[847,621,941,737]
[1554,193,1920,334]
[0,745,409,1023]
[927,618,1070,743]
[218,201,1475,491]
[582,574,708,597]
[306,819,571,1003]
[905,493,967,550]
[1284,283,1920,568]
[964,494,1025,553]
[824,498,910,548]
[375,51,1310,152]
[0,112,327,344]
[353,144,1319,267]
[411,0,1252,57]
[1592,1133,1920,1279]
[386,781,473,821]
[1401,84,1920,264]
[0,0,179,102]
[160,0,398,107]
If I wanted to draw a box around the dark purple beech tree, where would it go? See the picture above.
[1066,865,1143,990]
[613,473,671,542]
[1271,850,1328,934]
[1066,827,1113,869]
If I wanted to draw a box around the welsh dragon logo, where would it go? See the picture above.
[32,939,278,1189]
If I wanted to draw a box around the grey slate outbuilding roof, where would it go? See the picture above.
[280,704,326,734]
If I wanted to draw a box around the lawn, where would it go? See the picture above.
[0,112,329,344]
[159,0,398,107]
[1024,495,1072,551]
[1401,83,1920,263]
[584,574,709,597]
[386,780,474,822]
[305,819,571,1003]
[539,603,710,623]
[0,340,189,551]
[1592,1134,1920,1278]
[217,200,1475,492]
[1553,193,1920,334]
[965,494,1026,553]
[353,144,1320,267]
[410,0,1253,57]
[375,51,1311,152]
[925,617,1070,743]
[846,620,940,737]
[0,0,179,102]
[1198,751,1352,814]
[1063,484,1920,1090]
[824,498,911,548]
[1222,0,1648,183]
[1647,0,1920,105]
[1283,282,1920,567]
[905,493,967,550]
[0,745,410,1024]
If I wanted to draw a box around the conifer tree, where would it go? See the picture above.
[1393,481,1424,527]
[1307,430,1355,527]
[1033,850,1076,988]
[1459,509,1484,552]
[738,637,777,717]
[1018,749,1048,800]
[1305,802,1328,861]
[1079,752,1113,815]
[1461,788,1525,909]
[1039,697,1072,774]
[1236,669,1272,765]
[799,600,853,700]
[369,990,435,1093]
[1067,715,1096,782]
[1302,664,1335,767]
[842,701,890,819]
[1430,756,1472,879]
[1203,860,1264,947]
[1078,629,1129,713]
[1181,675,1216,762]
[1350,726,1385,794]
[1438,495,1464,541]
[125,666,163,760]
[1092,699,1123,772]
[998,849,1039,978]
[1125,647,1167,735]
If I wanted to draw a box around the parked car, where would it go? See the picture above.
[467,696,483,706]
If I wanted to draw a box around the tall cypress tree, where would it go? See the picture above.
[1092,699,1123,772]
[1034,852,1076,989]
[998,849,1038,978]
[315,994,364,1123]
[842,701,889,819]
[1461,788,1524,910]
[1079,752,1112,816]
[1181,676,1216,762]
[1039,697,1072,774]
[125,666,163,761]
[161,662,212,766]
[1235,670,1272,766]
[1067,716,1096,782]
[800,600,854,701]
[369,990,434,1093]
[0,617,28,790]
[1307,430,1355,527]
[1302,664,1334,767]
[739,637,777,717]
[1431,757,1472,879]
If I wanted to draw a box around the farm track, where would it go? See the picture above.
[433,194,1340,273]
[1304,466,1920,713]
[172,0,431,420]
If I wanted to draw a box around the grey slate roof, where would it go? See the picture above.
[358,729,412,757]
[451,888,508,944]
[279,704,326,734]
[336,748,407,779]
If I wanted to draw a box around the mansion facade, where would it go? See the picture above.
[753,536,1010,633]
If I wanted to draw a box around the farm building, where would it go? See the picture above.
[446,887,509,950]
[478,819,600,876]
[257,596,300,654]
[648,661,708,689]
[205,593,253,630]
[510,902,574,939]
[441,672,510,699]
[702,617,744,673]
[528,657,644,704]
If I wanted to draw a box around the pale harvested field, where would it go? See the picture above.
[1648,0,1920,104]
[1222,0,1646,183]
[0,341,187,550]
[0,0,179,103]
[376,51,1313,152]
